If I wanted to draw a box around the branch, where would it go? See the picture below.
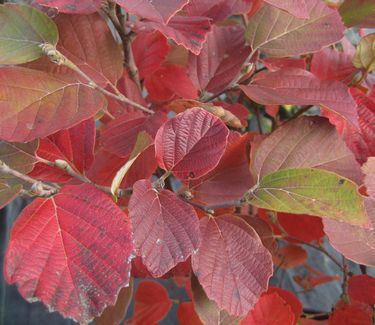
[0,160,58,197]
[38,158,132,197]
[179,192,243,213]
[41,44,153,115]
[280,105,313,126]
[105,2,141,88]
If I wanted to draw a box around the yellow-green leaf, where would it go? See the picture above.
[353,33,375,73]
[244,168,369,227]
[110,131,153,198]
[0,3,58,64]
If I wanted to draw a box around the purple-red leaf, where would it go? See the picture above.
[246,0,345,57]
[311,47,357,82]
[132,15,211,55]
[190,273,241,325]
[323,198,375,266]
[0,67,105,142]
[35,0,102,14]
[128,179,200,277]
[240,68,359,128]
[115,0,189,24]
[188,24,251,94]
[264,0,309,18]
[187,132,252,205]
[192,215,273,316]
[185,0,253,22]
[155,107,229,180]
[4,184,134,324]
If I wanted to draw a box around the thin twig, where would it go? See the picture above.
[38,157,132,197]
[0,160,58,197]
[280,105,313,126]
[179,193,243,213]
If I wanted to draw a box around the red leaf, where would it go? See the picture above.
[329,300,373,325]
[29,138,73,183]
[122,144,158,188]
[188,25,251,94]
[132,32,170,80]
[133,281,172,324]
[131,15,211,55]
[323,198,375,266]
[240,69,359,128]
[35,0,101,13]
[261,57,306,71]
[192,215,273,316]
[185,0,253,22]
[240,292,295,325]
[273,245,308,269]
[101,111,167,157]
[250,116,362,184]
[0,67,105,142]
[348,275,375,305]
[264,0,309,18]
[95,279,133,325]
[4,184,134,324]
[30,118,95,182]
[267,287,302,321]
[155,107,229,180]
[144,64,198,102]
[27,13,123,88]
[187,132,252,205]
[177,302,203,325]
[352,89,375,155]
[128,179,200,277]
[115,0,189,24]
[277,213,325,243]
[293,265,340,289]
[87,149,128,187]
[311,47,357,82]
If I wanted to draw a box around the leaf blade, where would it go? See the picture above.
[0,3,58,64]
[246,168,368,226]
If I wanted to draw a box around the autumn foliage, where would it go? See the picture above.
[0,0,374,324]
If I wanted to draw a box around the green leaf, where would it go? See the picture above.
[353,33,375,74]
[0,140,38,209]
[244,168,369,227]
[339,0,375,28]
[0,3,58,64]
